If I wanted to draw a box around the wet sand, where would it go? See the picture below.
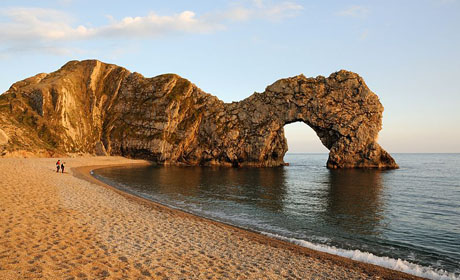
[0,157,423,279]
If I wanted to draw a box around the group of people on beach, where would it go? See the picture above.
[56,160,65,173]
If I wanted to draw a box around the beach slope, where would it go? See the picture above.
[0,157,419,279]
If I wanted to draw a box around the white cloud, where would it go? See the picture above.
[96,11,223,39]
[263,2,304,19]
[56,0,74,5]
[0,8,84,42]
[0,2,303,55]
[224,0,303,22]
[338,5,369,18]
[0,8,222,43]
[224,7,253,21]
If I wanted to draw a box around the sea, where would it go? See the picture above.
[92,153,460,280]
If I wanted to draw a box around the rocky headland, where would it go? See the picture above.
[0,60,397,168]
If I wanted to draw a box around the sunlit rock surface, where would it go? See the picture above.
[0,60,397,168]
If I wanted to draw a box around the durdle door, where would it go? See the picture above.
[222,71,398,168]
[0,60,398,169]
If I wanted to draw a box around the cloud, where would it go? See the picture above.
[338,5,369,18]
[224,0,304,21]
[0,8,222,43]
[262,2,303,19]
[0,2,303,56]
[0,8,83,42]
[56,0,74,5]
[106,11,223,38]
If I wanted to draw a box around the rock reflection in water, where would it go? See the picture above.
[95,165,385,236]
[323,169,385,235]
[105,165,289,212]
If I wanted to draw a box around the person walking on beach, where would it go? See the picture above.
[56,160,60,173]
[61,162,65,173]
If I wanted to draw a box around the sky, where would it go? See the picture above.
[0,0,459,153]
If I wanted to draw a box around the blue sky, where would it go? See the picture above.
[1,0,459,153]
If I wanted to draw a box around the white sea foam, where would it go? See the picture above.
[260,232,459,280]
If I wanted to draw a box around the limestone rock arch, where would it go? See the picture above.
[223,70,398,168]
[0,60,397,168]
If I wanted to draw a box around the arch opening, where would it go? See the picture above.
[283,122,329,154]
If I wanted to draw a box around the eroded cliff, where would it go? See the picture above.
[0,60,398,168]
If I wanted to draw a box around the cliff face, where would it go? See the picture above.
[0,60,398,168]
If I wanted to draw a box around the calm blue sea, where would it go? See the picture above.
[92,153,460,279]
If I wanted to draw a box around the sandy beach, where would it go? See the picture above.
[0,157,423,279]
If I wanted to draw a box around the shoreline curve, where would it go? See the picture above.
[73,162,423,280]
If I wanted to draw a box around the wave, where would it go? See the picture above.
[260,232,459,280]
